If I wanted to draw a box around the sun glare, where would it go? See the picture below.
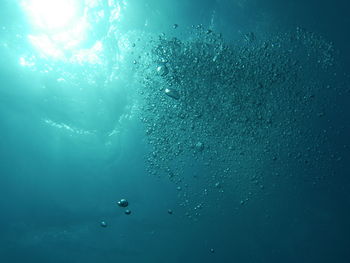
[20,0,88,60]
[20,0,125,62]
[21,0,79,31]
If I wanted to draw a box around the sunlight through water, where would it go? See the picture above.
[21,0,80,30]
[15,0,128,139]
[20,0,124,62]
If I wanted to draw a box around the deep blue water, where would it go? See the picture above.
[0,0,349,262]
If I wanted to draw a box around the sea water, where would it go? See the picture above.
[0,0,349,262]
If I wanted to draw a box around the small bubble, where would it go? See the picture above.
[164,88,180,100]
[156,64,169,76]
[195,142,204,152]
[124,209,131,215]
[117,199,129,207]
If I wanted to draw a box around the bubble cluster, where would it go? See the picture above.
[125,26,342,217]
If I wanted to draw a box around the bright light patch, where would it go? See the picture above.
[20,0,125,62]
[19,56,36,67]
[21,0,79,31]
[21,0,88,60]
[44,119,92,135]
[71,41,104,64]
[28,34,64,59]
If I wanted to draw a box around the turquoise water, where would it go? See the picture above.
[1,1,349,262]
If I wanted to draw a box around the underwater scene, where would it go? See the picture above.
[0,0,349,262]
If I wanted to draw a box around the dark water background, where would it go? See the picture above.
[0,0,349,262]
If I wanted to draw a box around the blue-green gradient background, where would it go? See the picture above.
[0,0,349,262]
